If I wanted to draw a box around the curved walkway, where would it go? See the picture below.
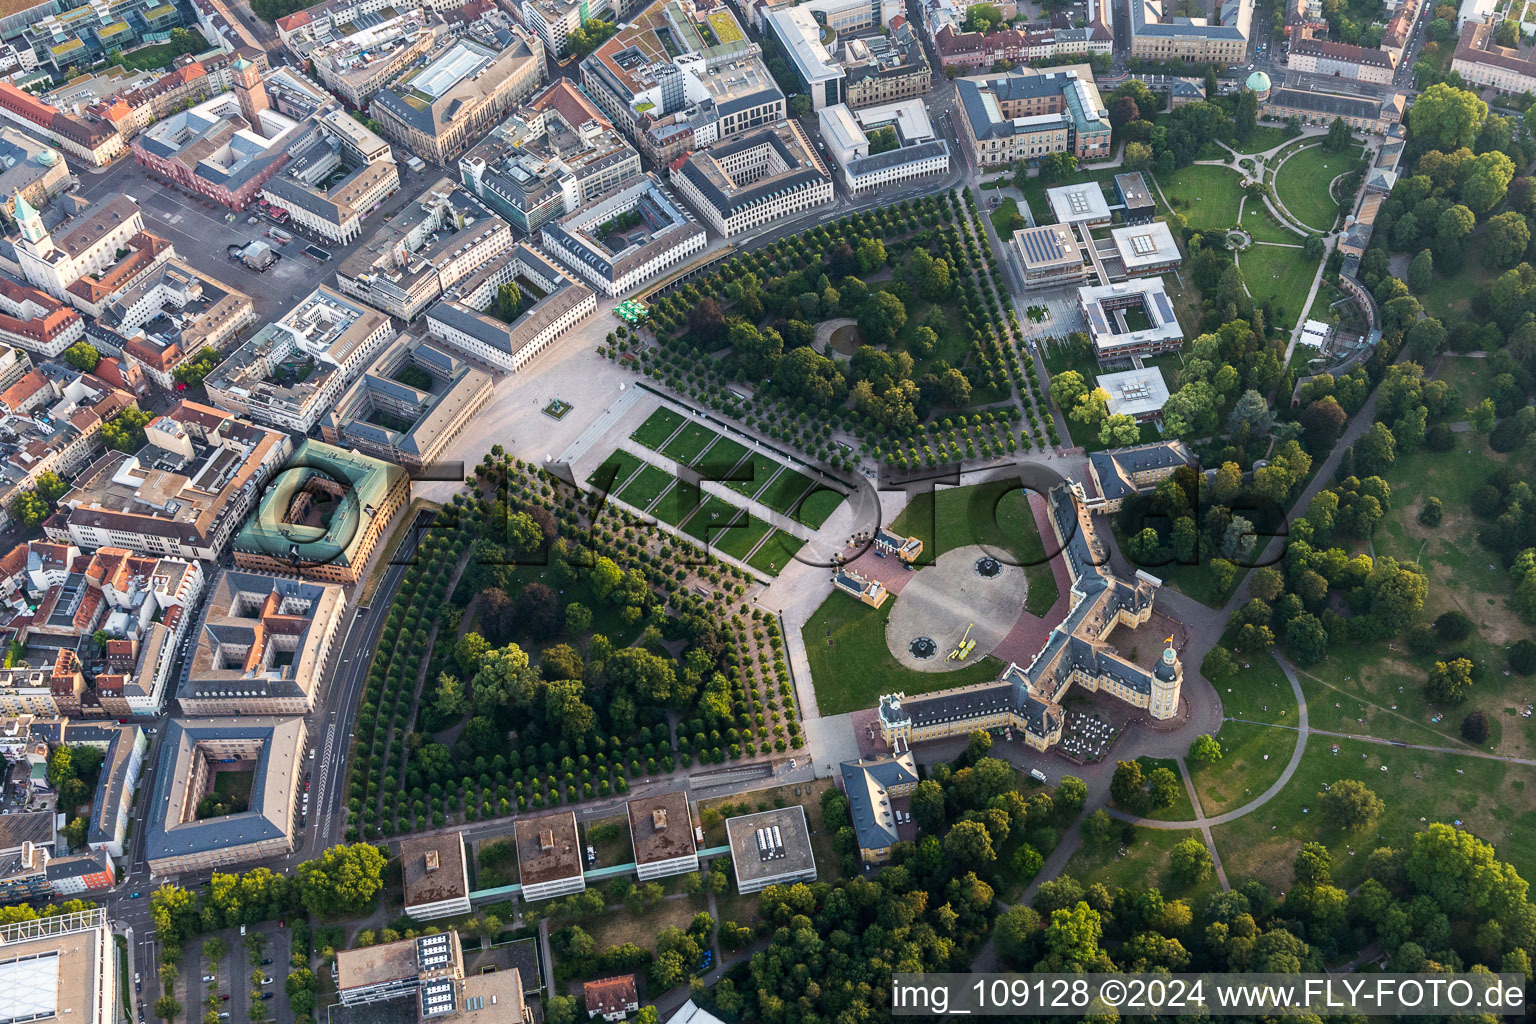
[1106,652,1310,830]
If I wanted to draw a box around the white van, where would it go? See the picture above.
[1030,769,1048,783]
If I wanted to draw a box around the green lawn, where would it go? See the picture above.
[1239,201,1304,244]
[630,407,685,450]
[1156,164,1244,232]
[651,478,703,526]
[713,514,774,561]
[212,770,254,805]
[1416,249,1499,320]
[1063,826,1221,902]
[1274,143,1362,233]
[1212,737,1536,893]
[1296,442,1533,758]
[747,530,805,576]
[757,468,815,514]
[803,592,1003,715]
[1239,242,1319,325]
[1430,354,1497,408]
[618,465,673,511]
[794,487,845,529]
[683,495,773,561]
[660,422,720,464]
[585,449,645,494]
[693,436,749,476]
[724,452,781,498]
[990,197,1024,237]
[1191,656,1299,815]
[1224,124,1293,155]
[889,480,1060,617]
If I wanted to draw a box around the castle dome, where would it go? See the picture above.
[1246,70,1271,96]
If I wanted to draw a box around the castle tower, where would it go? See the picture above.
[232,56,269,130]
[1150,640,1181,720]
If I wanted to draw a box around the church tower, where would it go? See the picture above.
[11,189,70,299]
[13,189,49,249]
[1150,640,1182,720]
[232,56,269,130]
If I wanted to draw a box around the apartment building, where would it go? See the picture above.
[49,401,291,562]
[0,83,124,168]
[0,275,84,360]
[401,832,471,920]
[108,262,255,390]
[669,120,833,237]
[520,0,614,56]
[514,811,586,901]
[627,791,699,880]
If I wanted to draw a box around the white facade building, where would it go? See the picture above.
[669,120,833,237]
[540,174,707,296]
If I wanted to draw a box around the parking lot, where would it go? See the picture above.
[177,920,294,1024]
[71,157,435,323]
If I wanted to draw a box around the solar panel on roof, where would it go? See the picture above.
[1153,292,1176,322]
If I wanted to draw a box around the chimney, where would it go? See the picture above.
[652,808,667,831]
[424,849,439,872]
[538,828,554,851]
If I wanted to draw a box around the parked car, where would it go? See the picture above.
[202,975,216,983]
[261,959,272,966]
[261,993,274,1001]
[261,977,273,986]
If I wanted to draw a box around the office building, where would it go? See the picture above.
[319,332,493,471]
[1108,221,1183,278]
[425,243,597,372]
[1084,439,1196,513]
[1129,0,1251,64]
[144,715,307,875]
[580,3,781,165]
[1097,367,1172,422]
[764,5,845,108]
[0,128,70,211]
[842,18,933,108]
[1079,278,1184,365]
[370,31,547,165]
[401,832,471,920]
[131,80,307,211]
[1045,181,1112,228]
[205,286,396,433]
[0,83,124,168]
[541,174,706,295]
[953,66,1111,167]
[1289,37,1396,83]
[627,790,698,881]
[724,805,816,893]
[520,0,615,57]
[260,116,400,246]
[176,569,347,716]
[458,79,642,234]
[514,810,585,901]
[1115,172,1156,224]
[232,440,410,585]
[337,177,514,321]
[669,120,833,237]
[1452,21,1536,94]
[838,752,916,864]
[1012,224,1089,288]
[817,100,949,193]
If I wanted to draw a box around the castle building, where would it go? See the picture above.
[877,481,1182,752]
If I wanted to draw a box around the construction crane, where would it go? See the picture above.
[948,623,975,660]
